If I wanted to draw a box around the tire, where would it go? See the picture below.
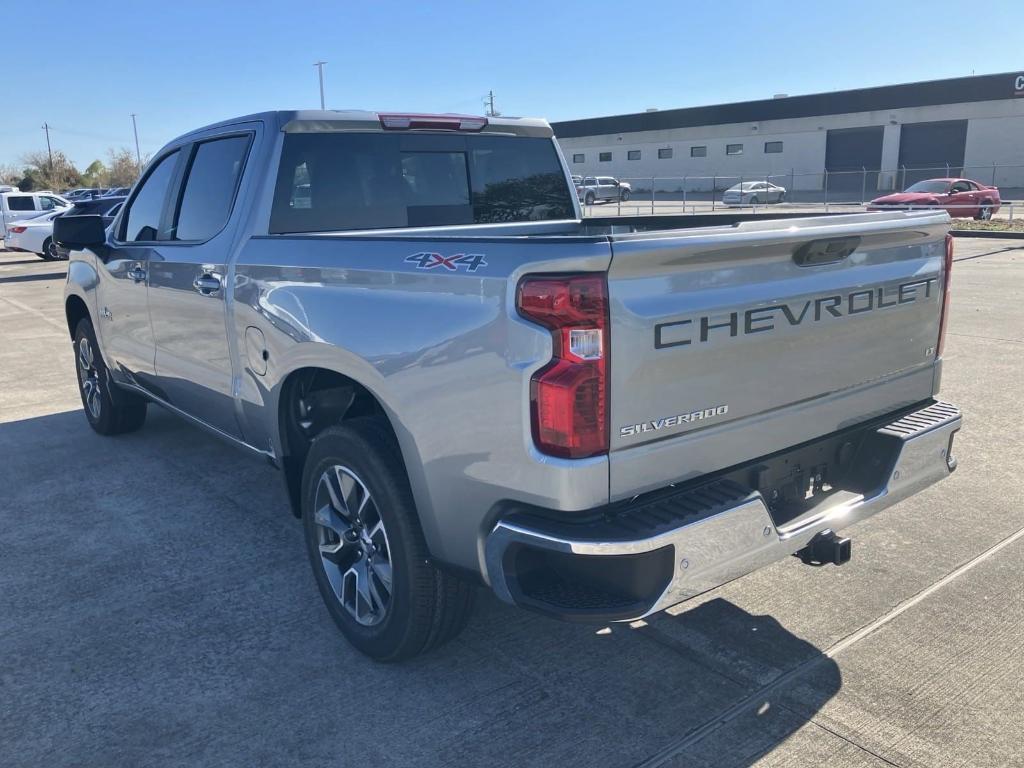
[73,318,148,435]
[976,200,993,221]
[44,237,61,261]
[620,189,630,202]
[584,192,595,206]
[778,191,786,203]
[302,419,475,661]
[749,196,759,206]
[39,238,56,261]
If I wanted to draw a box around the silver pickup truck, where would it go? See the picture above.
[56,110,961,661]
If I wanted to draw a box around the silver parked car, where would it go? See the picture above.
[577,176,631,205]
[722,181,786,206]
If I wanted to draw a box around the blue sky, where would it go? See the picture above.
[3,0,1021,169]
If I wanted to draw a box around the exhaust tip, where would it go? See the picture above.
[797,529,852,567]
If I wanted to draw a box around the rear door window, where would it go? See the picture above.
[270,132,574,233]
[173,135,250,241]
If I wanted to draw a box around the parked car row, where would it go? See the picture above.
[3,194,124,260]
[62,186,132,202]
[1,191,72,239]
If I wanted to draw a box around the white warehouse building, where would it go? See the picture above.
[553,71,1024,196]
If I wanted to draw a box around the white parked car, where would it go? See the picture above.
[4,209,67,259]
[722,181,786,206]
[1,191,71,240]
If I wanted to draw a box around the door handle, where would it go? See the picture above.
[193,274,222,295]
[127,265,147,283]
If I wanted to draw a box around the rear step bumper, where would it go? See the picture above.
[485,401,961,622]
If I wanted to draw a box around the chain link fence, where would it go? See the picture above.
[583,163,1023,219]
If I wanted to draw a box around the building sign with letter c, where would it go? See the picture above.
[1016,74,1024,96]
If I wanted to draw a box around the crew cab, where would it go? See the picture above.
[56,110,961,661]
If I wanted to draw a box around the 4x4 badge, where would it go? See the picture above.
[405,252,487,272]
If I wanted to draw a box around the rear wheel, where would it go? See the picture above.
[584,192,595,206]
[975,200,993,220]
[749,196,759,206]
[74,318,148,435]
[43,237,61,261]
[302,420,475,661]
[39,238,56,261]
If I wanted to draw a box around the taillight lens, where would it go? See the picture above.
[937,233,953,357]
[517,274,609,459]
[9,226,27,234]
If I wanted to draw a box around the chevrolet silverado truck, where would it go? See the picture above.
[55,110,961,661]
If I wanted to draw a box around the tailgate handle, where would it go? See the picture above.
[793,236,860,267]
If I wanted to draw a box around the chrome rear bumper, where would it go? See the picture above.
[485,401,961,621]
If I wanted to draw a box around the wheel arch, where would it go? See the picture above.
[275,365,410,519]
[64,294,91,341]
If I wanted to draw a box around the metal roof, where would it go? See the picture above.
[551,71,1024,138]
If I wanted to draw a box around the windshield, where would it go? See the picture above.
[270,132,575,233]
[904,180,950,194]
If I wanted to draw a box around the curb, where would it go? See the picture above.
[950,229,1024,239]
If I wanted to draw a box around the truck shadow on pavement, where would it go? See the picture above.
[0,407,841,768]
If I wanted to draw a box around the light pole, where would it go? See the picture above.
[130,114,142,168]
[314,61,327,110]
[41,122,53,170]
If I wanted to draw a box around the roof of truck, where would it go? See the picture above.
[174,110,553,142]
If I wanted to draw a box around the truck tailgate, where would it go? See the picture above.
[607,211,949,499]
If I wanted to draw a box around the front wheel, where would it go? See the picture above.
[74,318,147,435]
[584,192,595,206]
[749,196,759,206]
[777,191,786,203]
[302,420,475,661]
[619,189,630,202]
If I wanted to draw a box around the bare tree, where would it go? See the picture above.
[106,147,146,187]
[0,163,21,185]
[17,150,82,191]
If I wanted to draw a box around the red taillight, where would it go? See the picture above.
[9,226,27,234]
[517,274,609,459]
[378,113,487,132]
[936,233,953,358]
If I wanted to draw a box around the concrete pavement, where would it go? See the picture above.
[1,238,1021,767]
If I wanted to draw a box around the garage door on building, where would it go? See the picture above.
[825,126,884,199]
[897,120,968,188]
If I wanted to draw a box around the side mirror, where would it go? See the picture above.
[53,215,107,251]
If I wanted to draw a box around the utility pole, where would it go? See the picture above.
[130,114,142,168]
[314,61,327,110]
[484,90,498,117]
[41,122,53,170]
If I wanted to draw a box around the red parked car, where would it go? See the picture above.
[868,178,1000,219]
